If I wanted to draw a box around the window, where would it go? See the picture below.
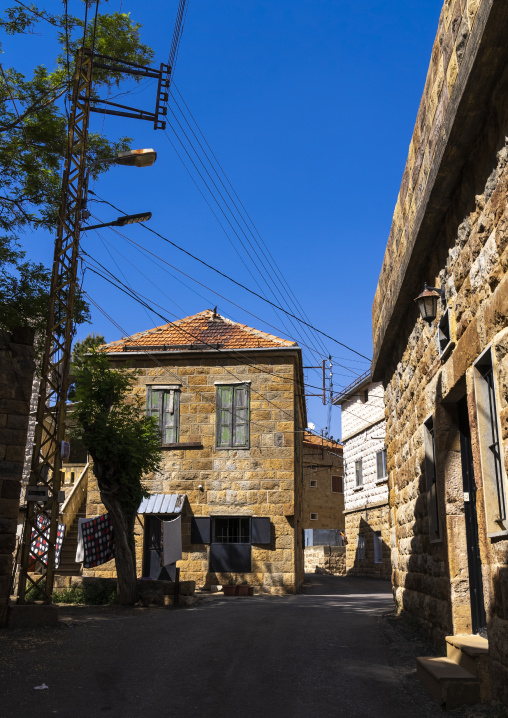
[474,349,508,536]
[376,449,387,481]
[216,384,250,448]
[213,517,250,543]
[204,516,271,573]
[331,475,343,493]
[373,531,383,563]
[310,479,318,488]
[424,415,440,541]
[356,534,365,561]
[310,513,318,521]
[355,459,363,487]
[438,308,453,357]
[147,386,180,444]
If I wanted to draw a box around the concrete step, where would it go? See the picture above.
[445,634,490,701]
[416,656,480,710]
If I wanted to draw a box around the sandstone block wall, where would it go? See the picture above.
[304,545,345,575]
[302,443,343,530]
[0,328,35,626]
[371,3,508,702]
[344,504,391,579]
[85,352,304,595]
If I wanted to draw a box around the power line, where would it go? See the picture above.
[167,88,329,361]
[88,190,370,361]
[84,216,361,376]
[171,82,330,358]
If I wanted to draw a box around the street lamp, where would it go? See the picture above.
[81,212,152,232]
[414,283,445,324]
[82,148,157,219]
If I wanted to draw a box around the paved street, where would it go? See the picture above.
[0,576,496,718]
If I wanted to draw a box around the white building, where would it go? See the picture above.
[334,372,390,578]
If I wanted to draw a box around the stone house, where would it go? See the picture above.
[333,372,390,579]
[371,0,508,707]
[64,310,306,595]
[301,432,344,574]
[302,431,344,531]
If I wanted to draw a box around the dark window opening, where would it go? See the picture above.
[438,309,452,356]
[424,415,440,540]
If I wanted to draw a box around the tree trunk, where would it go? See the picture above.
[100,492,138,605]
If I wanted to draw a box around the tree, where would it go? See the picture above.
[68,332,106,399]
[71,351,162,605]
[0,5,154,351]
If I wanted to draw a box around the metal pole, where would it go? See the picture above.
[18,49,92,603]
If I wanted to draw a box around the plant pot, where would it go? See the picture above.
[223,585,237,596]
[237,585,249,596]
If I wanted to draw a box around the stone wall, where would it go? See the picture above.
[370,0,508,703]
[344,504,391,579]
[0,328,35,626]
[304,545,345,575]
[84,351,305,595]
[302,440,343,530]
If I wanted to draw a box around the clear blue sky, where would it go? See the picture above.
[5,0,441,437]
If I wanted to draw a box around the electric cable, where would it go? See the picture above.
[88,190,370,361]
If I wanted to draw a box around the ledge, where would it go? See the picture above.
[161,442,203,450]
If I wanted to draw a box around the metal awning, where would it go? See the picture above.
[137,493,186,515]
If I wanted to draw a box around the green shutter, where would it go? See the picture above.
[233,385,249,447]
[217,386,233,446]
[162,389,179,444]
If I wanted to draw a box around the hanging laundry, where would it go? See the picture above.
[162,515,182,566]
[80,514,115,568]
[30,514,65,568]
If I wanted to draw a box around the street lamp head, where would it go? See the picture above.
[414,282,445,325]
[115,149,157,168]
[115,212,152,226]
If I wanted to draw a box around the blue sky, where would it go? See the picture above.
[4,0,442,437]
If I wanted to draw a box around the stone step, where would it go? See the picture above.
[445,634,490,701]
[416,656,481,710]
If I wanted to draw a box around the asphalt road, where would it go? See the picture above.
[0,575,496,718]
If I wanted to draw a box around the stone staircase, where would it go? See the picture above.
[416,634,490,710]
[55,497,86,576]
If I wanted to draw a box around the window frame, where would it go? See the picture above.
[310,512,318,521]
[310,479,318,488]
[473,347,508,537]
[423,413,441,542]
[355,459,363,488]
[146,385,180,446]
[373,531,383,563]
[215,383,250,449]
[356,534,366,561]
[376,449,387,482]
[331,475,343,493]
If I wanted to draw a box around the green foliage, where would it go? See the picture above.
[0,5,154,348]
[68,332,106,400]
[71,351,162,516]
[52,580,118,605]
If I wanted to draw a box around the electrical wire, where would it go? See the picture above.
[88,191,370,361]
[171,82,330,359]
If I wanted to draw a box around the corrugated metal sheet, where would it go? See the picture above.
[137,493,186,515]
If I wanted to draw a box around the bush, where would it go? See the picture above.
[52,580,117,605]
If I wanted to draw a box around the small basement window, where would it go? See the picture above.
[310,513,318,521]
[310,479,317,488]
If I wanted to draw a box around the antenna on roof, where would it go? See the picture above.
[212,306,218,320]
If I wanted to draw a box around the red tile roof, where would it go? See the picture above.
[303,431,343,453]
[102,309,297,353]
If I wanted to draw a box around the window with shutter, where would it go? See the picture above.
[147,387,180,445]
[216,384,250,448]
[331,475,343,493]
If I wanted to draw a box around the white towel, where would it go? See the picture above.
[162,515,182,566]
[75,517,87,562]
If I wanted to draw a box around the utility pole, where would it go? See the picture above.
[18,48,93,603]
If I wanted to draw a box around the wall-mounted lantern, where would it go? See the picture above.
[414,283,445,324]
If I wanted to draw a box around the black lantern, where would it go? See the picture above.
[414,283,445,324]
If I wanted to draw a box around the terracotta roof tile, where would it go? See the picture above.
[102,309,297,353]
[303,430,343,453]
